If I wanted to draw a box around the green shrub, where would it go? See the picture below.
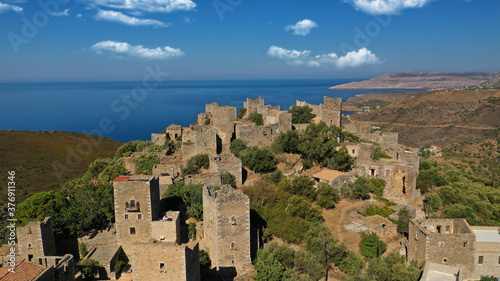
[373,147,391,160]
[291,175,317,200]
[317,182,340,209]
[181,154,210,176]
[222,172,236,187]
[133,154,160,175]
[115,140,152,158]
[240,146,276,173]
[397,207,413,234]
[229,139,247,157]
[114,260,126,274]
[246,112,264,125]
[360,232,386,258]
[79,259,99,279]
[79,242,88,258]
[237,107,247,119]
[273,130,301,154]
[188,222,197,240]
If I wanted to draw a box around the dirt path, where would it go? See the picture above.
[323,199,403,257]
[323,199,367,255]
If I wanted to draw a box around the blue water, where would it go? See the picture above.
[0,79,402,142]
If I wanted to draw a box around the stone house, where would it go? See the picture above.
[203,185,252,278]
[311,169,355,189]
[405,219,500,280]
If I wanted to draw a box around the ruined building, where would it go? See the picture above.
[16,217,75,281]
[404,218,500,280]
[112,175,200,281]
[17,217,56,262]
[343,120,420,205]
[203,185,252,278]
[294,96,342,127]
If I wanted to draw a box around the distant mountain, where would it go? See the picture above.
[331,71,500,90]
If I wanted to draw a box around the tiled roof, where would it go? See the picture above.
[113,176,131,181]
[312,169,349,182]
[0,260,46,281]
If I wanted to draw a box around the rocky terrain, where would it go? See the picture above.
[331,71,500,90]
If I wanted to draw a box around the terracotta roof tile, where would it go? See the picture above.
[113,176,131,181]
[0,260,46,281]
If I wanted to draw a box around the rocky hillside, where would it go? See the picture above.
[349,89,500,183]
[0,130,122,206]
[331,71,500,90]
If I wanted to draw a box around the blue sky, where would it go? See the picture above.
[0,0,499,82]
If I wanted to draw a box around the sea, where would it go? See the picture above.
[0,79,403,142]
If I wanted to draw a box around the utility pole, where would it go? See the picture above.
[323,234,328,281]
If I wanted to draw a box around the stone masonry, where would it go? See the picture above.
[203,185,252,277]
[130,241,200,281]
[17,217,56,262]
[407,219,476,279]
[113,175,161,253]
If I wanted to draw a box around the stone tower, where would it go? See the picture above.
[203,185,251,277]
[17,217,56,262]
[113,175,161,252]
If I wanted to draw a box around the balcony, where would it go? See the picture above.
[125,201,140,212]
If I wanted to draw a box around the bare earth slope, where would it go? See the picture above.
[331,71,500,90]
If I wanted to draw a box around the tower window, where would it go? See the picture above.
[27,243,33,249]
[231,242,236,250]
[231,216,237,225]
[130,227,136,235]
[478,256,484,265]
[159,263,165,269]
[138,214,142,219]
[124,214,129,219]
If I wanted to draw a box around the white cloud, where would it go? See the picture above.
[268,46,381,68]
[87,0,196,13]
[91,40,184,60]
[95,10,170,27]
[49,9,70,17]
[345,0,433,15]
[76,13,82,18]
[0,2,23,13]
[285,19,318,36]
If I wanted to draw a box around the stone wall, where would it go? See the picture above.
[321,97,342,127]
[17,217,56,262]
[151,133,167,145]
[151,211,181,244]
[235,122,274,147]
[182,126,219,163]
[36,254,75,281]
[114,176,161,253]
[203,185,252,277]
[407,219,475,279]
[166,125,184,140]
[210,154,243,186]
[130,241,200,281]
[243,97,265,118]
[470,226,500,279]
[184,172,223,187]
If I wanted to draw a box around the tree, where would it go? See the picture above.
[273,130,301,154]
[317,182,340,209]
[99,163,127,181]
[240,146,276,173]
[291,175,317,200]
[87,158,114,178]
[163,181,205,220]
[254,249,286,281]
[327,146,354,171]
[360,232,386,258]
[188,222,197,240]
[289,105,316,124]
[246,112,264,125]
[230,139,248,157]
[16,191,59,226]
[397,207,413,234]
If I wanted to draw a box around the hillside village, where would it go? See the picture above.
[2,95,500,281]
